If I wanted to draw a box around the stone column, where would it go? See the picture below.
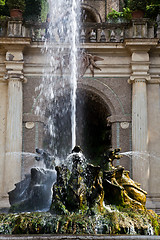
[130,76,149,191]
[0,81,7,197]
[4,76,26,193]
[125,40,158,191]
[3,44,27,194]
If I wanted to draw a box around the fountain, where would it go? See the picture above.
[0,0,160,237]
[0,147,160,235]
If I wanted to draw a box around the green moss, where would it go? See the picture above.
[0,206,159,235]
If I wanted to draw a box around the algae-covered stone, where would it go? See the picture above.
[0,207,159,235]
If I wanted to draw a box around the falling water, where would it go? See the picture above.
[70,0,79,148]
[35,0,80,158]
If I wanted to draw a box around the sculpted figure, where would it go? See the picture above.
[80,52,104,77]
[35,148,55,169]
[103,149,147,209]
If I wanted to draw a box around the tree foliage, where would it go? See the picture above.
[126,0,160,19]
[0,0,48,20]
[146,0,160,19]
[24,0,42,21]
[0,0,5,6]
[127,0,148,11]
[7,0,26,11]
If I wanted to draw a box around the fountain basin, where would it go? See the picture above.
[0,235,160,240]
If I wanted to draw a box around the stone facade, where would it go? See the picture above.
[0,0,160,212]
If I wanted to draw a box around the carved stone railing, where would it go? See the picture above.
[0,18,158,42]
[81,22,131,43]
[24,21,47,41]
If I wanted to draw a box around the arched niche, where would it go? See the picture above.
[43,86,112,166]
[81,4,102,23]
[76,88,112,166]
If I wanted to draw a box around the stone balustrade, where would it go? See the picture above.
[0,18,159,42]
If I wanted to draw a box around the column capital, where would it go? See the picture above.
[128,74,151,84]
[4,60,24,77]
[3,74,27,83]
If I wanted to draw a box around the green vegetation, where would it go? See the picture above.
[107,0,160,21]
[0,0,48,21]
[25,0,48,21]
[0,0,9,18]
[107,7,132,21]
[127,0,160,19]
[24,0,41,20]
[0,0,159,22]
[127,0,148,12]
[40,0,48,22]
[146,0,160,19]
[0,0,5,6]
[7,0,26,11]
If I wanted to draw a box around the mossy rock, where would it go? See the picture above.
[0,206,159,235]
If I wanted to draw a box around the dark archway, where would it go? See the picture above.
[81,8,97,23]
[81,4,102,23]
[76,89,111,166]
[43,88,111,166]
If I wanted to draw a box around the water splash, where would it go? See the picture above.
[6,152,38,158]
[121,151,160,161]
[35,0,80,159]
[66,151,87,171]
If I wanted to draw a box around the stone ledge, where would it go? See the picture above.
[23,113,45,123]
[0,235,160,240]
[107,115,131,123]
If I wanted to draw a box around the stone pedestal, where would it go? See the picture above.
[132,19,149,38]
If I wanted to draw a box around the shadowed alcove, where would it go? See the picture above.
[43,88,111,166]
[76,88,111,166]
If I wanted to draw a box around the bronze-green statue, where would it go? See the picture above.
[102,148,122,171]
[50,146,147,215]
[102,149,147,209]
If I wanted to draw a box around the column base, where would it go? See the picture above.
[0,196,10,207]
[146,195,160,214]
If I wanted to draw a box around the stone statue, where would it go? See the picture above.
[80,52,104,77]
[103,148,147,209]
[50,146,147,215]
[102,148,122,170]
[8,146,147,214]
[8,167,57,213]
[35,148,55,169]
[50,145,104,214]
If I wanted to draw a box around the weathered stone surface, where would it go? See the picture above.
[8,168,56,213]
